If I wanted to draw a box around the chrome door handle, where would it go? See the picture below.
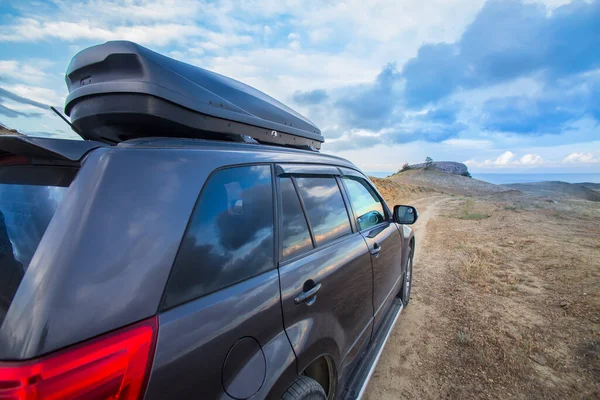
[370,243,381,257]
[294,283,322,305]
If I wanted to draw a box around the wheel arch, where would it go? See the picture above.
[301,354,336,398]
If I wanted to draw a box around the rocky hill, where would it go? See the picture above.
[0,123,22,135]
[405,161,468,176]
[390,168,515,196]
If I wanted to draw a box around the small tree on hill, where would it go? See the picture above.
[400,162,410,172]
[424,156,434,170]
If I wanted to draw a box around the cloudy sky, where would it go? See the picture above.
[0,0,598,173]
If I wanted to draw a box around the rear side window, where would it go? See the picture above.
[163,165,274,309]
[295,177,351,246]
[0,167,72,327]
[279,177,313,261]
[343,177,386,231]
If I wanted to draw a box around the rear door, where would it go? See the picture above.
[340,170,404,333]
[146,164,297,400]
[276,165,374,386]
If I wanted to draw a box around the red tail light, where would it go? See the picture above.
[0,316,158,400]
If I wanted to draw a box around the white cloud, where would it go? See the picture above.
[0,59,53,84]
[201,48,380,102]
[2,84,63,106]
[442,138,494,149]
[465,149,600,169]
[308,28,333,43]
[563,152,600,164]
[29,0,202,23]
[0,19,204,46]
[466,151,545,167]
[518,153,544,165]
[493,151,516,165]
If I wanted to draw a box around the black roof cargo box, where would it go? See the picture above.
[65,41,323,149]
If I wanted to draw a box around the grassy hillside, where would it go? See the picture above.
[507,181,600,202]
[369,176,436,204]
[390,168,515,197]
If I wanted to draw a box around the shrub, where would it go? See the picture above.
[461,171,472,178]
[400,162,410,172]
[457,330,471,345]
[424,156,433,170]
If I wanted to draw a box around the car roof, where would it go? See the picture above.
[118,137,358,169]
[1,135,360,171]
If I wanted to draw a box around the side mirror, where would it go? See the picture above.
[393,205,418,225]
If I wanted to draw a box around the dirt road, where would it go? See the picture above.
[365,191,600,399]
[365,195,453,399]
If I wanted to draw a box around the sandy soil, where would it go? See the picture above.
[365,182,600,399]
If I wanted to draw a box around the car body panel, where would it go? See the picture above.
[360,223,404,333]
[144,270,296,400]
[278,232,374,384]
[0,147,207,359]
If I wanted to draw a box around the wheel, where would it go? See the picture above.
[400,249,413,307]
[281,375,327,400]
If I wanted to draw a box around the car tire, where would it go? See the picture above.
[281,375,327,400]
[400,249,413,307]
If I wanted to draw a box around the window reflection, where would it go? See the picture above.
[295,177,351,246]
[0,184,66,324]
[164,165,275,308]
[280,177,313,261]
[343,177,385,231]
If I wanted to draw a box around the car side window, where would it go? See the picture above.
[279,177,314,261]
[295,176,352,246]
[162,165,274,309]
[343,177,386,231]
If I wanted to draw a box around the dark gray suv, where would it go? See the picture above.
[0,41,417,400]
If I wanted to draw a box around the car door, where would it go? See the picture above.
[276,165,374,386]
[340,170,404,333]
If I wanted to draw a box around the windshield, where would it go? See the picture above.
[0,183,68,325]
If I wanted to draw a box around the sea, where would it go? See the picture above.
[365,172,600,184]
[471,173,600,185]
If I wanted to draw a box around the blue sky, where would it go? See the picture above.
[0,0,599,173]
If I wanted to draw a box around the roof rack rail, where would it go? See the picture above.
[64,41,324,151]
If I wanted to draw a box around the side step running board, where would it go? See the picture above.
[342,298,404,400]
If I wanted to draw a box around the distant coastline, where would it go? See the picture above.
[366,171,600,184]
[471,173,600,185]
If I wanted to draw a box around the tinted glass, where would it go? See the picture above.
[343,177,386,231]
[1,183,67,326]
[164,165,274,309]
[280,177,313,261]
[295,177,352,246]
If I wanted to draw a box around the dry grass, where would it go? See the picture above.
[366,183,600,399]
[456,245,494,282]
[456,330,472,346]
[370,176,436,205]
[453,199,490,220]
